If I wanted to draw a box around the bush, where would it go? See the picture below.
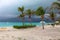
[13,25,36,29]
[51,23,55,27]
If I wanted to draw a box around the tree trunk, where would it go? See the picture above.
[42,21,44,29]
[29,18,32,25]
[52,17,55,28]
[22,12,25,26]
[52,20,55,28]
[29,15,32,25]
[22,17,24,26]
[41,15,44,29]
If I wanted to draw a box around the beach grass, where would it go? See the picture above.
[13,25,36,29]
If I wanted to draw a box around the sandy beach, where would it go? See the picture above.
[0,25,60,40]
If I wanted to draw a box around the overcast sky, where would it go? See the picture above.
[0,0,56,18]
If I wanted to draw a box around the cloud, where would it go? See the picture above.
[0,0,19,18]
[18,0,56,6]
[0,0,56,18]
[0,0,18,8]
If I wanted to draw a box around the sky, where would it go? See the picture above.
[0,0,57,18]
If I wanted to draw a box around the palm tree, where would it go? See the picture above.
[18,6,25,26]
[36,7,45,29]
[26,9,35,25]
[49,2,60,27]
[49,11,56,27]
[52,2,60,9]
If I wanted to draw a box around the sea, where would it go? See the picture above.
[0,22,51,27]
[0,17,53,27]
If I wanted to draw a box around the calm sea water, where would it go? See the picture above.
[0,22,49,27]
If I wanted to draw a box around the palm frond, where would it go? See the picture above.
[26,9,31,15]
[53,2,60,7]
[18,7,22,12]
[36,7,45,16]
[50,11,56,20]
[18,6,24,12]
[52,2,60,9]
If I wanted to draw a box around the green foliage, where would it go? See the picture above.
[26,9,32,18]
[18,6,25,26]
[51,2,60,9]
[35,6,45,29]
[18,6,24,12]
[50,11,55,20]
[26,9,35,20]
[19,14,25,18]
[53,2,60,7]
[26,9,35,18]
[26,9,31,15]
[36,7,45,16]
[18,6,25,18]
[13,25,36,29]
[49,11,56,27]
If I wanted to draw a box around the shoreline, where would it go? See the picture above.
[0,25,60,40]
